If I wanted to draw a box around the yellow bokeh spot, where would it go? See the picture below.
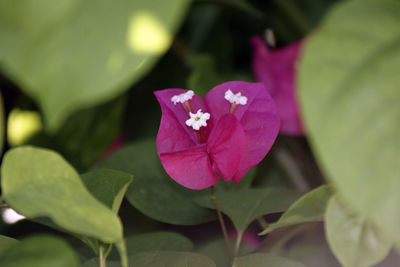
[7,109,42,146]
[127,12,171,54]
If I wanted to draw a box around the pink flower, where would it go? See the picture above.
[154,81,280,190]
[251,36,304,136]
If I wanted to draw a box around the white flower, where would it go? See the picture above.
[185,109,210,130]
[171,90,194,105]
[224,89,247,105]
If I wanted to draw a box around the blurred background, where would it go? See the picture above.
[1,0,399,266]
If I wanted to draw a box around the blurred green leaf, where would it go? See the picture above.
[83,258,121,267]
[109,231,193,259]
[187,54,225,97]
[325,196,391,267]
[0,235,18,254]
[1,146,123,243]
[0,0,191,131]
[298,0,400,244]
[96,140,216,225]
[129,251,216,267]
[81,168,133,213]
[233,253,307,267]
[195,188,301,233]
[260,185,332,235]
[0,92,3,153]
[28,95,126,170]
[196,237,255,267]
[0,235,79,267]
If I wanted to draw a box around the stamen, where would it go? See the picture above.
[224,89,248,105]
[171,90,194,105]
[224,89,247,113]
[185,109,210,131]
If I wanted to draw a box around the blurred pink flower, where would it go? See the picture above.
[155,81,280,190]
[251,36,304,135]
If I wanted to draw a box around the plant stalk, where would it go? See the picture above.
[99,245,106,267]
[210,186,234,260]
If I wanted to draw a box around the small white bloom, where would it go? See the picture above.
[185,109,210,130]
[171,90,194,105]
[224,89,247,105]
[2,208,25,224]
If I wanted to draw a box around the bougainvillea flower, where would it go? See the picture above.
[154,81,280,190]
[251,36,304,135]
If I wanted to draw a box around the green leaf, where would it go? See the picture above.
[124,232,193,255]
[325,196,391,267]
[0,235,79,267]
[214,167,256,192]
[260,185,332,235]
[83,258,121,267]
[0,92,4,153]
[1,146,123,244]
[81,168,133,213]
[298,0,400,244]
[0,235,18,254]
[0,0,191,131]
[129,251,216,267]
[108,231,193,260]
[86,251,216,267]
[195,188,301,233]
[187,54,225,97]
[233,253,308,267]
[196,238,254,267]
[27,96,126,170]
[96,140,216,225]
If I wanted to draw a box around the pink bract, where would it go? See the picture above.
[155,81,280,190]
[251,36,304,135]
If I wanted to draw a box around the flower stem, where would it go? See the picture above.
[99,245,106,267]
[210,186,233,260]
[234,231,243,256]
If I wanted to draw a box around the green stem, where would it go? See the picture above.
[234,231,243,256]
[99,245,106,267]
[274,146,310,193]
[210,186,234,260]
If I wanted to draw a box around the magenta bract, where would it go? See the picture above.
[251,36,304,136]
[154,81,280,190]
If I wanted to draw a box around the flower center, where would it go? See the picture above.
[186,109,210,131]
[224,89,247,113]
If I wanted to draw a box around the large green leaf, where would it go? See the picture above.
[81,168,133,213]
[195,188,301,233]
[96,140,216,225]
[260,185,332,235]
[0,0,190,131]
[325,196,391,267]
[0,235,79,267]
[298,0,400,243]
[128,251,216,267]
[1,146,123,244]
[0,235,18,254]
[233,253,307,267]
